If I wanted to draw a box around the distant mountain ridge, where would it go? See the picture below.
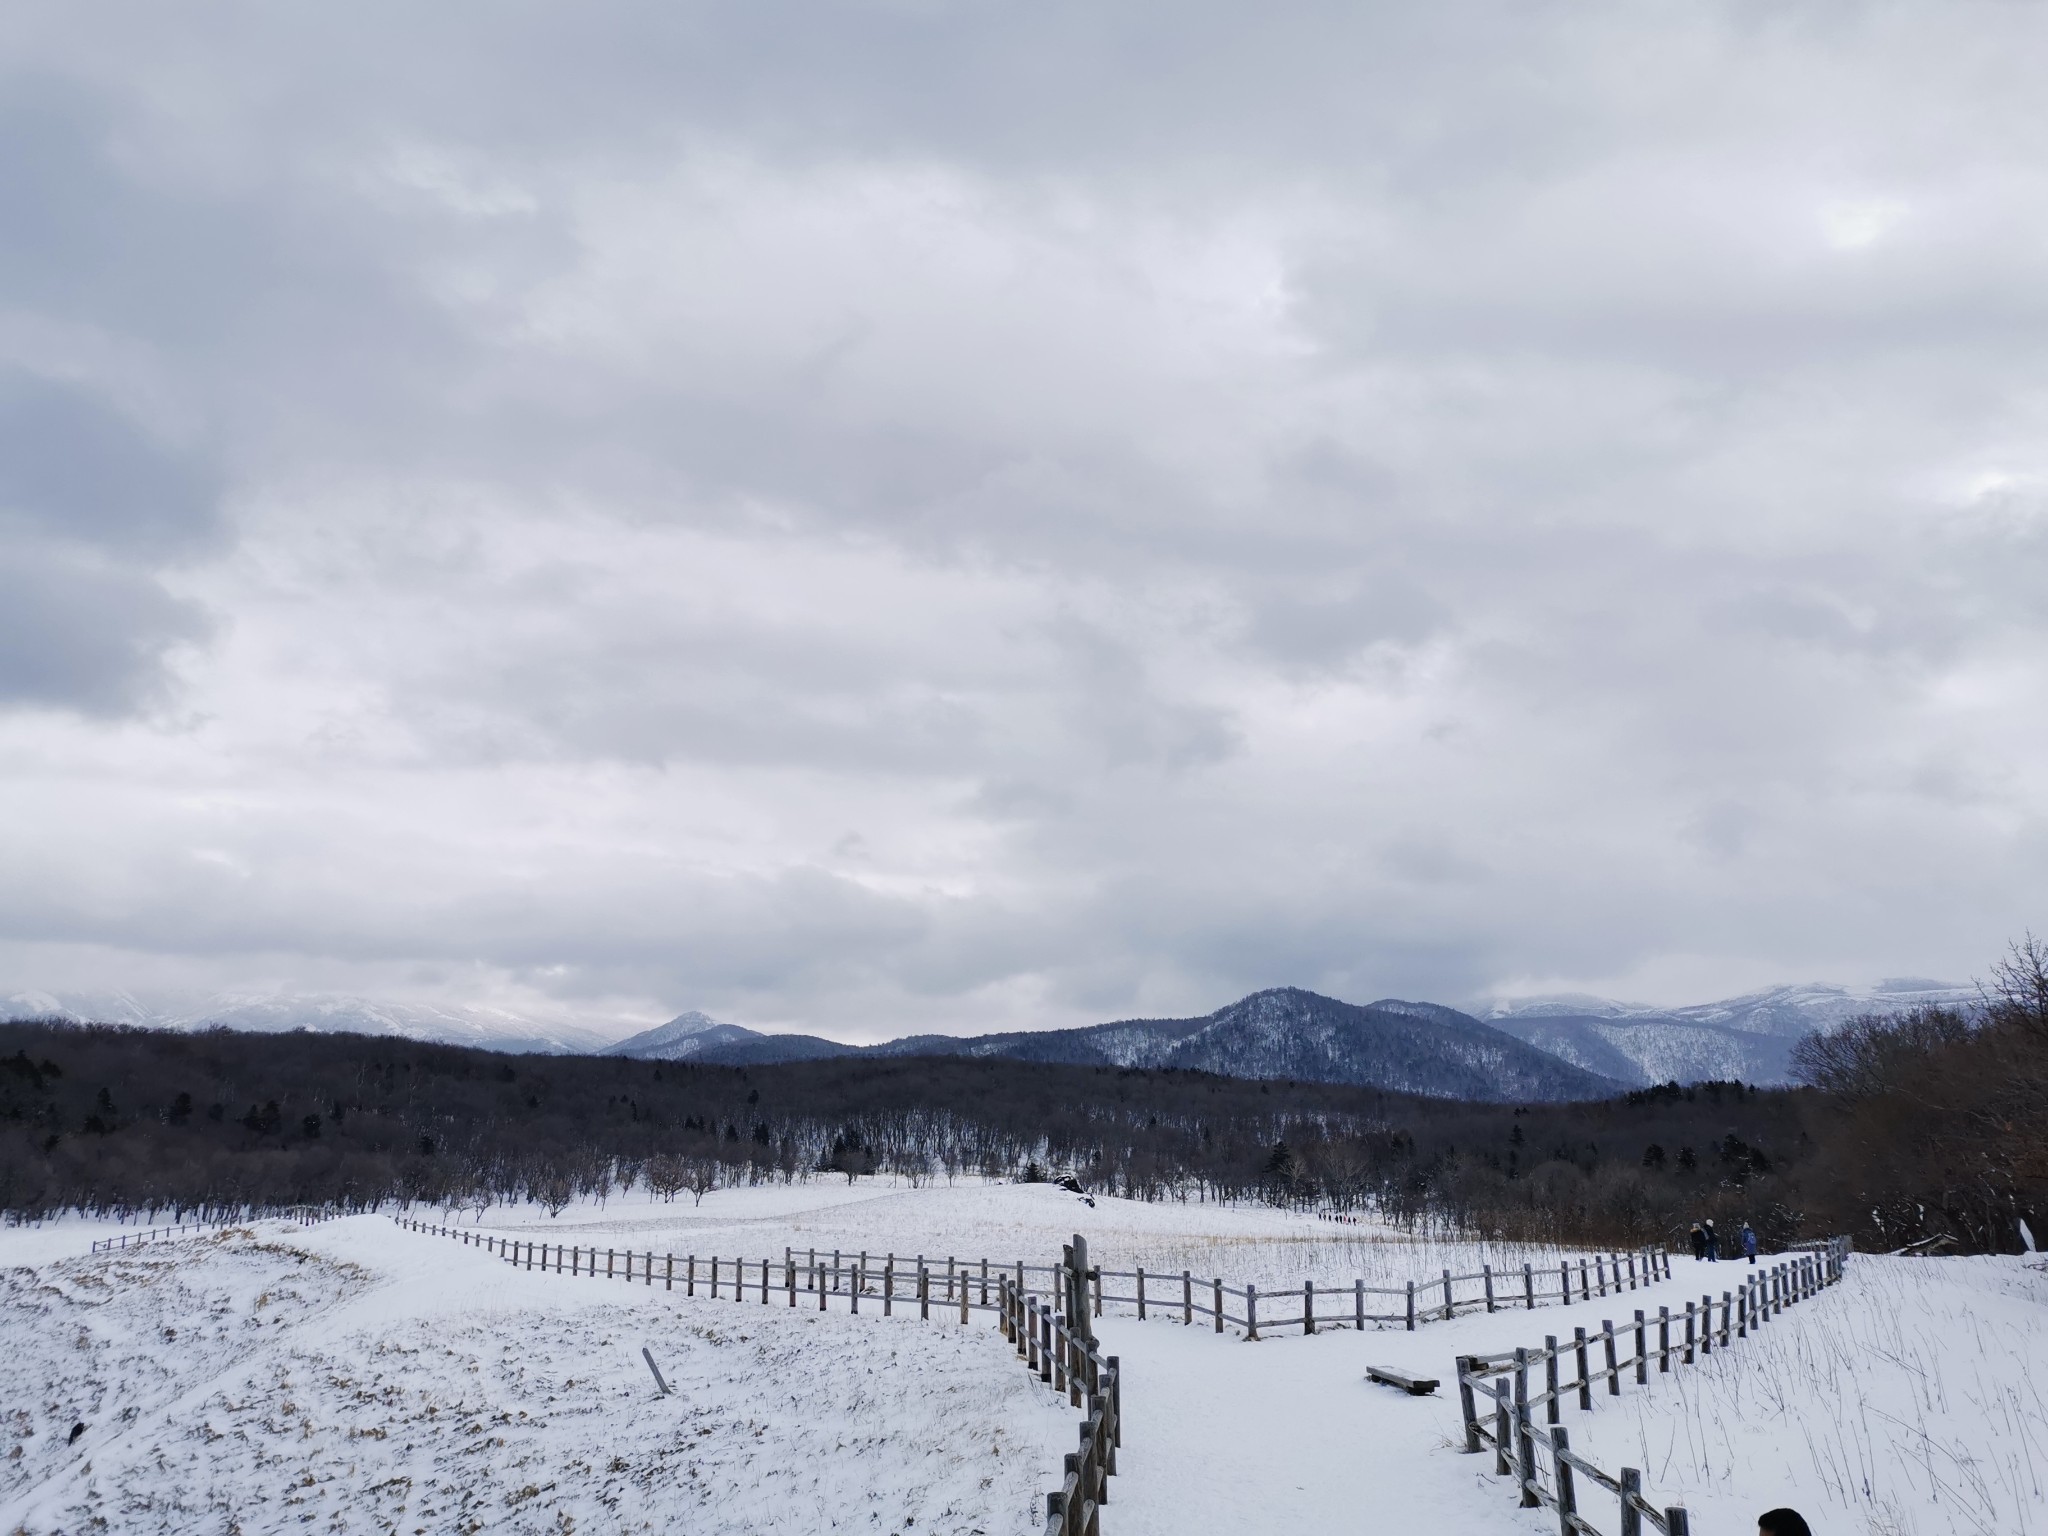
[1475,979,1973,1087]
[607,987,1621,1102]
[1,989,609,1057]
[6,975,1974,1093]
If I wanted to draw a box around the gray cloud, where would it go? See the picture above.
[1,1,2045,1035]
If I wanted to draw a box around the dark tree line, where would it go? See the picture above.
[2,939,2040,1254]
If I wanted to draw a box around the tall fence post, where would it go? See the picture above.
[1457,1357,1481,1452]
[1551,1426,1578,1536]
[1514,1348,1539,1508]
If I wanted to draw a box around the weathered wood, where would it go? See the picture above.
[1458,1357,1482,1449]
[1246,1283,1259,1340]
[1634,1310,1647,1385]
[1545,1335,1561,1425]
[1575,1327,1592,1410]
[1484,1264,1496,1313]
[1407,1280,1417,1331]
[1304,1278,1315,1335]
[1525,1262,1536,1311]
[1602,1322,1619,1395]
[1619,1467,1642,1536]
[1514,1348,1540,1507]
[1551,1426,1578,1536]
[1373,1365,1441,1396]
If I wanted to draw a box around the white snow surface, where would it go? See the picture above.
[0,1213,1068,1535]
[6,1182,2042,1536]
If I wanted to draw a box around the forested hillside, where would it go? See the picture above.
[6,992,2035,1256]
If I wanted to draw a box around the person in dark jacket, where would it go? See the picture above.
[1758,1509,1812,1536]
[1703,1220,1720,1262]
[1741,1222,1759,1263]
[1689,1223,1706,1260]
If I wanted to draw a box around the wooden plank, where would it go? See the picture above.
[1368,1365,1440,1395]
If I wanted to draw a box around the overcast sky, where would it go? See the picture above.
[2,2,2044,1039]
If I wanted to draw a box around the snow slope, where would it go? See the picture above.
[8,1185,2038,1536]
[0,1215,1068,1535]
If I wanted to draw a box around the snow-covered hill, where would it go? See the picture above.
[1478,978,1976,1085]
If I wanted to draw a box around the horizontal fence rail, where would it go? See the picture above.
[1091,1246,1672,1338]
[388,1215,1669,1338]
[89,1207,339,1253]
[1455,1237,1853,1536]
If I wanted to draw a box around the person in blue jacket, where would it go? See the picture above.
[1741,1222,1759,1264]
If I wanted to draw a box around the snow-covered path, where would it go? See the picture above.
[1093,1264,1738,1536]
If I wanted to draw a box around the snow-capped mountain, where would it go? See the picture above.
[1477,978,1975,1085]
[698,987,1620,1101]
[1,989,610,1056]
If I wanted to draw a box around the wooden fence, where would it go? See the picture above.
[389,1216,1670,1340]
[999,1270,1121,1536]
[391,1216,1122,1536]
[1454,1237,1853,1536]
[1090,1245,1671,1337]
[89,1207,339,1254]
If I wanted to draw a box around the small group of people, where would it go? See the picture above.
[1687,1217,1760,1263]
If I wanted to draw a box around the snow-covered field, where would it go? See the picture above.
[6,1182,2041,1536]
[0,1215,1069,1535]
[447,1174,1601,1296]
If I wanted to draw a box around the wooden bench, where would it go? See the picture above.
[1367,1365,1438,1395]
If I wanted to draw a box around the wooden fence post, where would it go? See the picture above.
[1406,1280,1417,1331]
[1602,1322,1619,1395]
[1137,1267,1146,1321]
[1659,1306,1670,1371]
[1575,1328,1592,1409]
[1514,1348,1539,1507]
[1246,1284,1259,1340]
[1634,1311,1647,1384]
[1545,1336,1560,1424]
[1305,1279,1315,1335]
[1525,1263,1535,1310]
[1355,1277,1364,1331]
[1620,1467,1642,1536]
[1214,1277,1224,1334]
[1457,1357,1482,1452]
[1484,1264,1496,1313]
[1684,1302,1695,1363]
[1551,1426,1578,1536]
[1184,1271,1194,1327]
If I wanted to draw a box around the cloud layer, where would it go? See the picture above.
[2,1,2044,1036]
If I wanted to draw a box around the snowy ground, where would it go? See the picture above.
[7,1185,2041,1536]
[0,1215,1069,1535]
[448,1175,1600,1296]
